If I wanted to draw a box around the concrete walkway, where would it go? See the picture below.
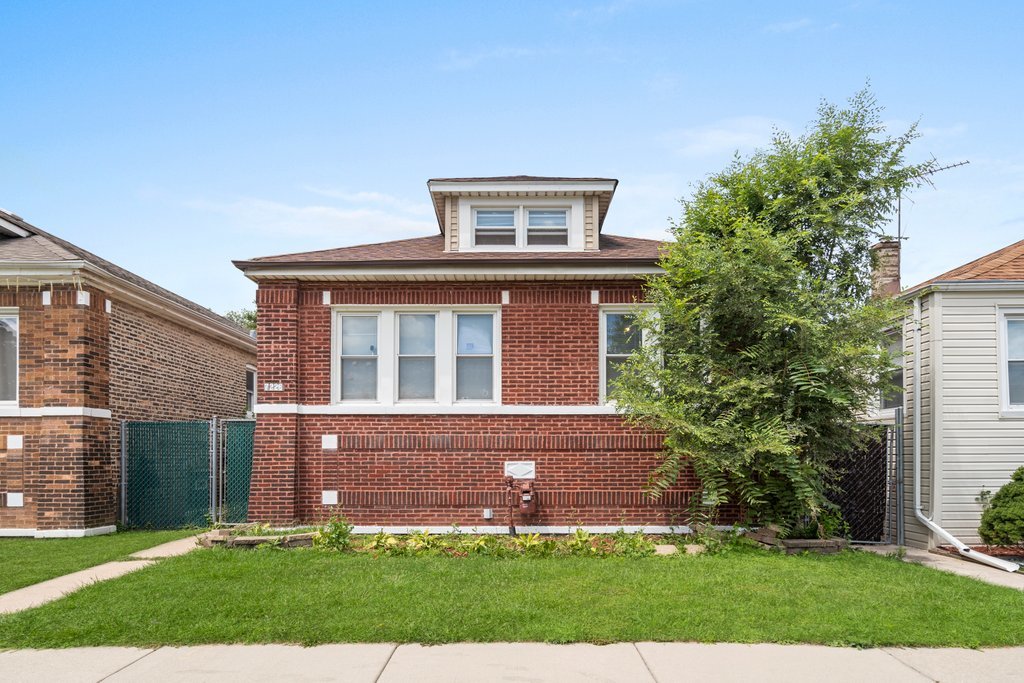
[0,535,200,615]
[858,544,1024,590]
[1,643,1023,682]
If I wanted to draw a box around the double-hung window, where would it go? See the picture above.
[333,308,499,406]
[471,206,571,249]
[1004,313,1024,411]
[880,332,904,411]
[526,209,568,246]
[456,313,495,400]
[398,313,436,400]
[0,309,17,404]
[601,308,644,402]
[473,210,517,246]
[339,314,379,401]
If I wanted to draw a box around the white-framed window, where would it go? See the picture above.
[398,313,437,401]
[600,306,651,403]
[526,209,569,246]
[473,209,517,246]
[1000,309,1024,414]
[880,331,904,411]
[331,307,500,406]
[462,198,583,251]
[245,366,256,416]
[338,314,379,401]
[455,313,495,400]
[0,308,18,405]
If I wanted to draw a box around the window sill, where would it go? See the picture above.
[1000,409,1024,419]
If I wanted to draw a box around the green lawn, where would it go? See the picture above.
[1,546,1022,648]
[0,530,196,595]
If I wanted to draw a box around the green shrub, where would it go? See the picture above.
[611,529,656,558]
[979,468,1024,546]
[312,515,354,551]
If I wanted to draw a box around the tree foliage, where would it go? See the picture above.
[225,307,256,332]
[614,89,931,530]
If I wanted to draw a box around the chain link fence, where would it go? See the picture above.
[830,408,904,544]
[121,418,255,529]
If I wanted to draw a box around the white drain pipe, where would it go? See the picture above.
[911,296,1019,572]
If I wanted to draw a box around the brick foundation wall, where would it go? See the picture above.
[250,280,703,527]
[0,283,255,533]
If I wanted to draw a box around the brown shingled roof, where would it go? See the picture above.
[906,238,1024,293]
[0,209,252,341]
[234,233,665,269]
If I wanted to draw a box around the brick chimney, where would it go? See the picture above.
[870,240,901,298]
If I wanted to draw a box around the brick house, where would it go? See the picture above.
[0,209,256,537]
[235,176,700,531]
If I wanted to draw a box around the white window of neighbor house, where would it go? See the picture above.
[455,313,495,401]
[473,209,517,246]
[1006,317,1024,409]
[0,310,17,404]
[398,313,436,401]
[880,332,904,411]
[526,209,569,246]
[339,314,379,401]
[245,367,256,415]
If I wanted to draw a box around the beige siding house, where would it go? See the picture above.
[902,239,1024,548]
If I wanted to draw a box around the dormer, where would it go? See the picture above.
[427,176,618,253]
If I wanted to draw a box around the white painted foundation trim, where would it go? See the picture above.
[33,524,117,538]
[0,528,36,537]
[0,406,112,419]
[256,403,620,416]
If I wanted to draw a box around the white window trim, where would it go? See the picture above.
[875,328,904,421]
[395,312,439,403]
[459,197,584,252]
[331,305,501,407]
[599,304,654,404]
[0,307,18,407]
[998,307,1024,418]
[245,365,257,417]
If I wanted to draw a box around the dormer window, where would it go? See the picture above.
[526,209,568,246]
[473,210,517,246]
[467,202,578,251]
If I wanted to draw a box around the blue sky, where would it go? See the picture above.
[2,1,1022,314]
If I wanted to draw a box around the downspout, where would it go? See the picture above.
[912,295,1019,572]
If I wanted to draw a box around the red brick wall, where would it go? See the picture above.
[249,280,700,527]
[0,284,256,532]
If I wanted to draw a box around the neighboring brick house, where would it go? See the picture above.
[235,176,700,531]
[0,209,256,537]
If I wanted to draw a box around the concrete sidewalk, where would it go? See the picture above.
[2,643,1023,682]
[0,535,200,615]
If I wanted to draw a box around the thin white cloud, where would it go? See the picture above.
[185,197,435,243]
[438,46,553,71]
[302,186,433,216]
[662,116,779,158]
[763,18,814,33]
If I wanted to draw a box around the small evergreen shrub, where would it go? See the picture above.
[979,468,1024,546]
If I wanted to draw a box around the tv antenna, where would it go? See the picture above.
[896,159,970,240]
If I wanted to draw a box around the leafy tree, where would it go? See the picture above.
[979,468,1024,546]
[614,89,930,531]
[225,306,256,332]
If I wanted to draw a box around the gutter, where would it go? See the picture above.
[911,295,1019,572]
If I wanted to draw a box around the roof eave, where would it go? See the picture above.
[899,279,1024,299]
